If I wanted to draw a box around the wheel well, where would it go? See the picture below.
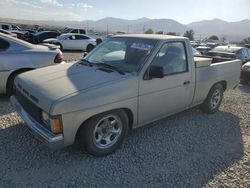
[7,68,34,88]
[75,108,134,141]
[216,80,227,91]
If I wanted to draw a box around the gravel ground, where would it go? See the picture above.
[0,52,249,187]
[63,51,84,62]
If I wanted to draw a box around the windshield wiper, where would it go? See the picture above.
[95,63,125,75]
[79,59,93,67]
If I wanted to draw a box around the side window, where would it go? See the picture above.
[71,29,78,33]
[80,30,86,34]
[76,35,89,40]
[247,49,250,59]
[0,38,10,51]
[69,35,76,40]
[151,42,188,75]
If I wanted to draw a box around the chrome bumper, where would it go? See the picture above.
[10,96,64,150]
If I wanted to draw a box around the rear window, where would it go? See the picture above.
[0,38,10,51]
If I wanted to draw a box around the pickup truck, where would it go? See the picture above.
[11,34,241,156]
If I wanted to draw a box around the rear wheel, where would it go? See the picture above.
[86,44,94,52]
[200,84,224,114]
[78,110,129,156]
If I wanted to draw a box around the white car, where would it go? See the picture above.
[0,33,64,95]
[43,33,96,52]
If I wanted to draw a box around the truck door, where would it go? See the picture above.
[138,41,194,125]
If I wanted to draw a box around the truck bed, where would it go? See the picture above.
[192,57,241,106]
[194,56,236,68]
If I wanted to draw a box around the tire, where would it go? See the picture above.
[200,84,224,114]
[86,44,94,52]
[96,38,102,45]
[78,110,129,157]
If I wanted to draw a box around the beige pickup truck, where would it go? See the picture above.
[11,34,241,156]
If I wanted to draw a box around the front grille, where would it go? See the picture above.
[16,89,41,123]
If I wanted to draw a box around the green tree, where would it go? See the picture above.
[241,37,250,44]
[144,29,154,34]
[183,29,194,40]
[155,31,164,34]
[166,32,177,36]
[209,35,219,40]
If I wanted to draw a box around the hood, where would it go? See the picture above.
[15,63,131,112]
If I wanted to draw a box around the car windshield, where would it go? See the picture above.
[85,37,157,73]
[62,28,72,33]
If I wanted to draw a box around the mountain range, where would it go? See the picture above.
[1,17,249,41]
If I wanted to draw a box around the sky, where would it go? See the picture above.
[0,0,250,24]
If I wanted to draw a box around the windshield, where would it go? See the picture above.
[85,37,157,73]
[62,28,72,33]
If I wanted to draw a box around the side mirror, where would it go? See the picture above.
[148,65,164,79]
[83,52,88,57]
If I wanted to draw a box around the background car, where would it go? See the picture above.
[0,23,13,31]
[29,31,60,44]
[192,47,202,56]
[240,61,250,83]
[0,33,64,95]
[207,46,250,64]
[43,33,96,52]
[62,28,87,34]
[196,46,211,55]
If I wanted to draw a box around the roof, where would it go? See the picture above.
[113,34,187,40]
[213,45,245,53]
[60,33,88,37]
[33,31,59,36]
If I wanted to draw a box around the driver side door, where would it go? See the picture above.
[138,41,194,125]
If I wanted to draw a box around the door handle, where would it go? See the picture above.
[183,81,190,85]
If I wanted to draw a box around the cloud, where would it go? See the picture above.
[4,0,42,9]
[69,3,93,9]
[40,0,63,7]
[0,0,83,21]
[77,3,93,9]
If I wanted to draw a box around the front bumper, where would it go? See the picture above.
[10,96,64,150]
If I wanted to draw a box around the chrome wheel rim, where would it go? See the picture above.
[93,115,122,149]
[210,89,221,109]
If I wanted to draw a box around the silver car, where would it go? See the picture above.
[43,33,96,52]
[0,33,64,95]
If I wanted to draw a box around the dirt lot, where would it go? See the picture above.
[0,52,249,187]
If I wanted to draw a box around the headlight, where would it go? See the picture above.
[42,111,50,125]
[41,111,63,134]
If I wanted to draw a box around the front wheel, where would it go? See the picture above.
[78,110,129,156]
[200,84,224,114]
